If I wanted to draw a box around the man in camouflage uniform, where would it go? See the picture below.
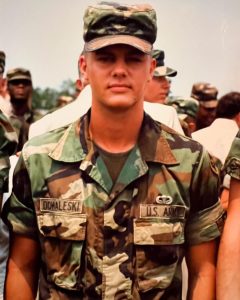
[217,130,240,300]
[3,2,224,300]
[0,51,11,115]
[0,51,18,209]
[0,112,18,209]
[6,67,42,151]
[168,97,199,136]
[191,82,218,130]
[144,49,177,104]
[0,52,18,298]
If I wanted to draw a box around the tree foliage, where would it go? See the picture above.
[32,79,76,110]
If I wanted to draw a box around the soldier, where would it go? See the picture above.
[3,2,224,300]
[192,92,240,209]
[0,112,18,209]
[191,82,218,130]
[0,51,18,299]
[0,52,18,209]
[144,49,177,104]
[143,49,183,134]
[6,67,42,151]
[217,130,240,300]
[168,97,199,136]
[0,51,11,115]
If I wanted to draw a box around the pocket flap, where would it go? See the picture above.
[37,213,86,241]
[134,219,184,245]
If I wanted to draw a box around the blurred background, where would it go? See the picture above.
[1,0,240,110]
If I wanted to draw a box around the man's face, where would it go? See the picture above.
[80,44,155,111]
[196,105,216,129]
[8,79,32,104]
[0,74,4,92]
[144,76,170,104]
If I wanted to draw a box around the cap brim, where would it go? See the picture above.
[8,75,32,82]
[153,66,177,77]
[199,100,218,108]
[84,35,152,54]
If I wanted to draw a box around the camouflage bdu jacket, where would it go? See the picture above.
[4,112,225,300]
[0,110,17,208]
[224,129,240,180]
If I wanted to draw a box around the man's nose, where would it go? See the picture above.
[112,58,127,77]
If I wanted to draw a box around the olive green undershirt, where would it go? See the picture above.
[94,143,133,183]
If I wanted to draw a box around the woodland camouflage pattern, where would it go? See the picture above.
[83,2,157,46]
[3,112,225,299]
[224,129,240,180]
[0,110,17,208]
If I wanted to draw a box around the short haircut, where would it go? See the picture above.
[216,92,240,119]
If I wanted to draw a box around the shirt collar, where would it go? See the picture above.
[49,110,179,166]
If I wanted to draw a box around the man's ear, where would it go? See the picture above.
[149,57,156,80]
[79,55,88,82]
[235,112,240,128]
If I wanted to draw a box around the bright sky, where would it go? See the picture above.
[1,0,240,97]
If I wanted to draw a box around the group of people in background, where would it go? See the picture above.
[0,2,240,300]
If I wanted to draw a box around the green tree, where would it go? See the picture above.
[32,78,76,111]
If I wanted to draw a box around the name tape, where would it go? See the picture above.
[140,204,186,219]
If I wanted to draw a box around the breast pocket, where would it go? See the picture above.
[133,216,185,292]
[36,198,87,290]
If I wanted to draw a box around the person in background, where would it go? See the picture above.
[168,97,199,136]
[3,2,224,299]
[191,82,218,130]
[143,49,183,134]
[28,59,90,138]
[217,130,240,300]
[0,51,18,300]
[0,51,11,115]
[0,111,18,300]
[144,49,177,104]
[192,92,240,209]
[55,95,74,109]
[6,68,42,151]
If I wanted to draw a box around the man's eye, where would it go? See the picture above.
[127,56,143,62]
[97,55,113,62]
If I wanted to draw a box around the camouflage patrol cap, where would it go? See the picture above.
[7,67,32,83]
[83,2,157,54]
[0,51,6,74]
[168,97,199,120]
[152,49,177,77]
[191,82,218,108]
[57,95,74,107]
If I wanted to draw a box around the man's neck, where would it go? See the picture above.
[89,103,144,153]
[11,99,30,116]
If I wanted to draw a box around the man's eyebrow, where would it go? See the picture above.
[95,49,112,55]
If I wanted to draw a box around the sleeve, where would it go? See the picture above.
[0,110,18,195]
[2,152,38,239]
[224,130,240,180]
[185,147,226,245]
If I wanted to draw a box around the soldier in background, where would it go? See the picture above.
[0,52,18,208]
[192,92,240,209]
[217,130,240,300]
[191,82,218,130]
[168,97,199,136]
[6,68,42,151]
[3,2,224,299]
[0,51,11,115]
[143,49,184,134]
[55,95,74,109]
[144,49,177,104]
[0,111,18,298]
[0,51,18,299]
